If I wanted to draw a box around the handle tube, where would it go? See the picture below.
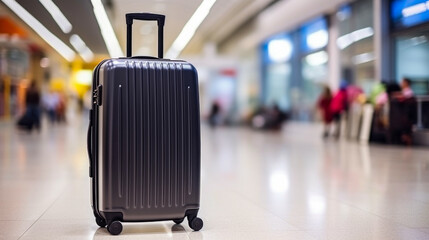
[126,13,165,58]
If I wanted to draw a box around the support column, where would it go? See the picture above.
[374,0,392,82]
[328,14,340,92]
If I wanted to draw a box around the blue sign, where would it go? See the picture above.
[392,0,429,29]
[300,17,328,53]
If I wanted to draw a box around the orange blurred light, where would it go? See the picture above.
[0,16,27,38]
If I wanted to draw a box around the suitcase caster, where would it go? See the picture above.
[189,217,203,231]
[107,221,123,235]
[173,218,184,224]
[95,216,106,228]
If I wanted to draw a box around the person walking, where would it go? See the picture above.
[17,81,41,131]
[330,82,348,138]
[317,86,333,138]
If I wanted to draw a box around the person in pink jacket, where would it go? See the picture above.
[330,82,348,138]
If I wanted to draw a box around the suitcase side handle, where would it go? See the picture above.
[87,109,94,178]
[126,13,165,58]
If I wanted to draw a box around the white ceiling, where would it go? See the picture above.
[110,0,352,58]
[1,0,271,59]
[0,0,353,61]
[220,0,351,54]
[110,0,273,57]
[112,0,201,57]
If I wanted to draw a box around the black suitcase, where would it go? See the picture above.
[87,13,203,235]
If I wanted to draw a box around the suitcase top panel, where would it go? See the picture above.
[97,58,197,72]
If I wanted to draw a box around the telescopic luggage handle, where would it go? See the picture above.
[126,13,165,58]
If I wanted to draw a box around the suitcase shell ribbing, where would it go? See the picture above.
[92,59,201,222]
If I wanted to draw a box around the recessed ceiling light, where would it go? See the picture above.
[2,0,75,61]
[166,0,217,58]
[69,34,94,62]
[39,0,72,33]
[90,0,123,57]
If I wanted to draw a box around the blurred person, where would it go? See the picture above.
[400,78,414,99]
[392,78,414,100]
[208,101,221,127]
[270,104,287,130]
[42,89,60,123]
[251,106,267,129]
[317,86,333,138]
[374,82,402,109]
[56,92,67,123]
[390,78,416,145]
[370,82,389,142]
[346,84,363,104]
[330,81,348,138]
[371,82,403,143]
[17,81,41,131]
[370,82,386,106]
[251,104,287,130]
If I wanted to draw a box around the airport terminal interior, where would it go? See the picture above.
[1,0,429,239]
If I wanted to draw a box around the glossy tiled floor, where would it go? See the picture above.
[1,114,429,240]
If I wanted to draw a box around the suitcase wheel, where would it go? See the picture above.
[95,216,106,228]
[173,218,184,224]
[189,217,203,231]
[107,220,123,235]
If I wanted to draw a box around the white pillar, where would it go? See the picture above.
[373,0,382,82]
[328,14,340,92]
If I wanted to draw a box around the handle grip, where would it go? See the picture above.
[126,13,165,58]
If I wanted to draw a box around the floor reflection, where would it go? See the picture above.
[1,120,429,239]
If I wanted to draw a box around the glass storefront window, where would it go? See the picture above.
[395,33,429,95]
[301,50,328,108]
[262,35,293,112]
[337,0,375,93]
[261,18,329,120]
[299,17,329,121]
[391,0,429,95]
[265,63,292,111]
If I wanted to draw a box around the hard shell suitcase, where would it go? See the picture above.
[87,13,203,235]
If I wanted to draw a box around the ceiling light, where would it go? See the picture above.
[307,29,328,50]
[305,50,328,66]
[166,0,217,58]
[337,27,374,50]
[352,52,374,65]
[2,0,75,61]
[351,27,374,42]
[90,0,123,57]
[39,0,72,33]
[69,34,94,62]
[70,34,86,51]
[268,38,292,63]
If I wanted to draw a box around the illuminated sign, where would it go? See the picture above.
[392,0,429,29]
